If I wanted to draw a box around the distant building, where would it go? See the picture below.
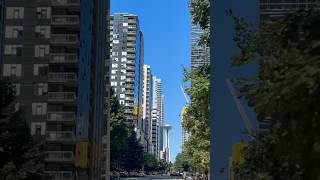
[181,106,190,148]
[0,0,110,179]
[0,0,4,65]
[260,0,320,23]
[110,13,145,147]
[151,76,164,159]
[142,64,153,153]
[191,23,210,70]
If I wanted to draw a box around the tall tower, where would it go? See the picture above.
[191,23,210,70]
[163,124,172,163]
[0,0,109,179]
[142,64,153,153]
[109,13,144,146]
[151,76,163,159]
[181,106,190,148]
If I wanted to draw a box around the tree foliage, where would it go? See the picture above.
[231,9,320,180]
[189,0,210,45]
[109,90,145,171]
[182,65,210,171]
[173,152,192,172]
[0,80,49,180]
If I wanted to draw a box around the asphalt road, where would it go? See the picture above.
[120,175,183,180]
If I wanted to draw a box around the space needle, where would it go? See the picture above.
[163,124,172,163]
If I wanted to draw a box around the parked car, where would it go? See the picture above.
[170,171,182,176]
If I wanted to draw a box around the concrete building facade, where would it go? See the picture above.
[191,23,210,70]
[0,0,109,179]
[109,13,145,148]
[142,64,153,153]
[151,76,164,159]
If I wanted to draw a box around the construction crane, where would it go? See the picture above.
[180,85,190,104]
[225,78,255,136]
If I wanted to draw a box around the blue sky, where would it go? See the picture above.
[111,0,191,161]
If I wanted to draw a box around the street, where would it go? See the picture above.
[120,175,183,180]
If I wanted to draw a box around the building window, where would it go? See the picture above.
[33,64,48,76]
[12,83,21,96]
[122,52,127,56]
[121,75,126,80]
[2,64,22,77]
[121,58,127,62]
[36,7,51,19]
[111,76,116,80]
[30,122,46,135]
[121,69,126,74]
[112,64,118,68]
[32,103,47,115]
[111,70,117,74]
[4,45,22,56]
[113,40,119,44]
[120,94,125,98]
[114,58,118,62]
[123,22,128,27]
[33,83,48,95]
[35,26,50,38]
[5,26,23,38]
[35,45,49,57]
[119,100,125,105]
[111,81,117,86]
[6,7,24,19]
[121,88,125,92]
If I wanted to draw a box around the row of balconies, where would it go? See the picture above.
[46,171,73,180]
[52,0,79,6]
[52,15,79,25]
[46,151,74,162]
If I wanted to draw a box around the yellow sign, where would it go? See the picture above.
[75,140,89,168]
[231,142,247,164]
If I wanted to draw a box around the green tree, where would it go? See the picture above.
[123,130,144,171]
[110,90,129,170]
[0,80,49,180]
[182,65,210,173]
[142,153,159,172]
[231,9,320,180]
[189,0,210,45]
[173,152,192,172]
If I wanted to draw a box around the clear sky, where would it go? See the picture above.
[111,0,191,162]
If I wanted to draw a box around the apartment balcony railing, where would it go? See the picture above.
[46,131,74,141]
[47,112,76,122]
[46,171,73,180]
[51,0,79,6]
[52,15,79,25]
[51,34,79,44]
[48,92,76,102]
[50,53,78,63]
[125,85,134,89]
[48,73,77,82]
[46,151,74,162]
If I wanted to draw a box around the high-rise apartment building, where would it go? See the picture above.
[142,64,153,153]
[191,23,210,70]
[0,0,4,65]
[0,0,109,179]
[260,0,319,23]
[109,13,144,147]
[151,76,164,159]
[181,106,190,148]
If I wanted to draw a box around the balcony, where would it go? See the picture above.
[46,151,74,162]
[48,92,76,102]
[52,15,79,25]
[51,0,79,6]
[48,73,77,82]
[46,171,73,180]
[47,112,76,122]
[46,131,74,141]
[51,34,79,44]
[50,53,78,64]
